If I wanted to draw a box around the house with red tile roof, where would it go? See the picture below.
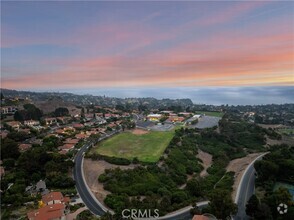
[108,123,117,128]
[58,144,75,152]
[192,214,216,220]
[104,113,112,119]
[58,150,68,155]
[42,191,69,205]
[27,203,66,220]
[19,143,32,152]
[95,113,103,118]
[56,117,71,124]
[166,116,185,123]
[75,133,88,139]
[27,191,70,220]
[64,138,79,145]
[6,121,21,130]
[0,130,9,139]
[72,123,84,129]
[55,129,65,135]
[19,128,31,134]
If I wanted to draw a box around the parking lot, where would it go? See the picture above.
[136,121,174,131]
[150,123,174,131]
[190,116,221,129]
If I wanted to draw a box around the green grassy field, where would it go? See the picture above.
[195,111,224,117]
[93,130,174,163]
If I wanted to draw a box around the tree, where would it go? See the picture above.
[171,191,188,203]
[14,111,24,121]
[23,104,43,120]
[115,105,125,111]
[1,138,20,160]
[7,131,31,142]
[255,203,273,220]
[246,195,259,217]
[207,189,238,219]
[265,187,293,219]
[14,104,43,121]
[186,178,202,196]
[2,158,15,170]
[77,210,100,220]
[42,136,60,150]
[81,107,85,118]
[254,160,279,182]
[160,196,171,210]
[54,107,69,117]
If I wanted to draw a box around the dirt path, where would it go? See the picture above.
[196,149,212,177]
[179,174,194,189]
[83,159,138,206]
[66,207,87,220]
[226,152,264,200]
[132,129,149,135]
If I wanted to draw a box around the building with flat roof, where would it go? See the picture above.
[147,114,162,122]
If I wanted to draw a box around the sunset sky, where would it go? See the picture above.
[1,1,294,104]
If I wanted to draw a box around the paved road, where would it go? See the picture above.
[73,132,118,216]
[73,141,107,216]
[234,163,256,220]
[234,153,268,220]
[159,201,209,220]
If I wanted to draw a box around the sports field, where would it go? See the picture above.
[93,129,174,163]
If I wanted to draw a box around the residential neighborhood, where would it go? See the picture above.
[0,90,293,220]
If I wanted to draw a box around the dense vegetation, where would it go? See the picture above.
[96,114,276,218]
[14,104,43,121]
[54,107,69,117]
[246,144,294,220]
[0,135,75,213]
[90,154,131,165]
[98,129,203,217]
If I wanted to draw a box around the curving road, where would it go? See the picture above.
[73,141,107,216]
[234,153,268,220]
[73,133,118,216]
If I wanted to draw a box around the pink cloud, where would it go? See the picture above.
[199,1,267,26]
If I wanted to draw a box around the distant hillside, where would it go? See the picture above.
[1,88,194,110]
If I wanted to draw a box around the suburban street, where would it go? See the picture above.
[73,132,118,216]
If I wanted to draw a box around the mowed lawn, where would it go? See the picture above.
[93,130,174,163]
